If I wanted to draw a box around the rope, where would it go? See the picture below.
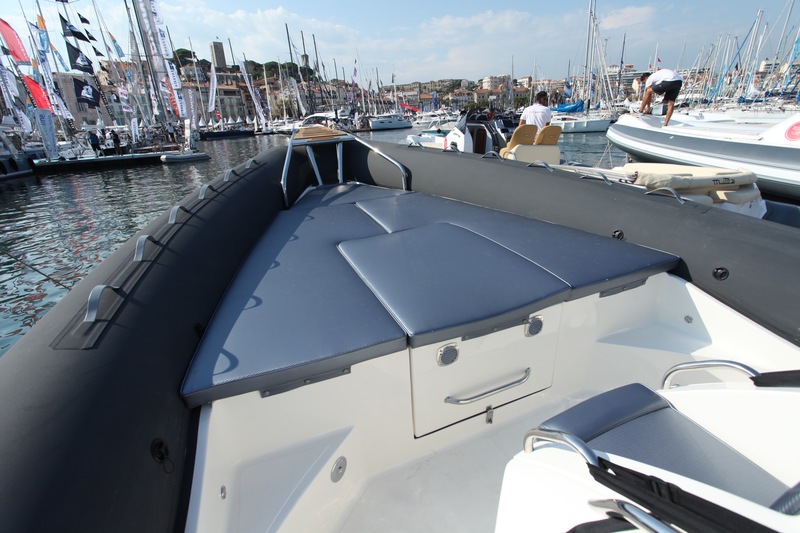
[1,250,74,291]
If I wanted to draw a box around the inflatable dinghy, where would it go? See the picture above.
[1,126,798,532]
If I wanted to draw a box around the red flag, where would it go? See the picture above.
[22,75,53,111]
[0,18,31,65]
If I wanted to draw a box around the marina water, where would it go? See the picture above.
[0,130,626,355]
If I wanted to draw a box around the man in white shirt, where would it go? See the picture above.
[639,69,683,126]
[519,91,552,133]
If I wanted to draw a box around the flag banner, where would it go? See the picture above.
[22,75,53,110]
[13,103,32,133]
[148,75,159,114]
[130,117,139,143]
[238,59,265,124]
[73,78,101,107]
[51,44,70,71]
[159,76,172,95]
[165,59,181,89]
[52,91,74,120]
[60,14,89,42]
[78,13,90,25]
[66,41,94,73]
[118,87,129,100]
[109,32,125,58]
[0,65,19,101]
[122,103,133,113]
[0,18,32,65]
[166,83,178,115]
[173,89,186,118]
[186,88,197,129]
[93,46,104,57]
[86,30,97,42]
[36,51,57,101]
[150,0,164,24]
[157,28,171,57]
[29,22,48,52]
[33,109,58,159]
[207,65,217,113]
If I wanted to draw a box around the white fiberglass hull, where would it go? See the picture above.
[369,116,413,130]
[552,115,613,133]
[607,113,800,199]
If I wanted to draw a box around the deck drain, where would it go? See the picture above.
[331,456,347,482]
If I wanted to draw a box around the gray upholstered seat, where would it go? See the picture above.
[539,383,788,507]
[356,193,679,299]
[338,222,570,347]
[182,184,680,406]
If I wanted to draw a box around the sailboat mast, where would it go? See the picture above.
[122,0,154,122]
[617,33,626,99]
[127,0,168,122]
[583,0,592,106]
[284,24,301,117]
[312,34,325,110]
[188,37,207,123]
[300,31,315,114]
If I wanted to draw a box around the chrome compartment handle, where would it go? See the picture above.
[444,367,531,405]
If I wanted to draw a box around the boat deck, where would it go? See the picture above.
[182,183,678,406]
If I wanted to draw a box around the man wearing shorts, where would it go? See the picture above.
[639,69,683,126]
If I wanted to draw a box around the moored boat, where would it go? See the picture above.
[0,126,33,180]
[368,113,413,130]
[198,128,256,140]
[31,151,167,173]
[1,127,798,532]
[607,112,800,200]
[160,151,212,164]
[551,112,615,133]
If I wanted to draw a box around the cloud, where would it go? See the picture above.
[599,6,656,30]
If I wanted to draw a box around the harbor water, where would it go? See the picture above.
[0,130,626,356]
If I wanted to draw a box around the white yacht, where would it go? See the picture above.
[369,113,413,130]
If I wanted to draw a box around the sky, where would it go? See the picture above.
[5,0,799,85]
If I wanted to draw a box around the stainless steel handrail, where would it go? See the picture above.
[522,427,599,467]
[281,129,410,206]
[444,367,531,405]
[349,134,410,190]
[589,499,679,533]
[661,359,761,389]
[305,145,324,187]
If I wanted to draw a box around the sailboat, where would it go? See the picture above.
[551,0,618,133]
